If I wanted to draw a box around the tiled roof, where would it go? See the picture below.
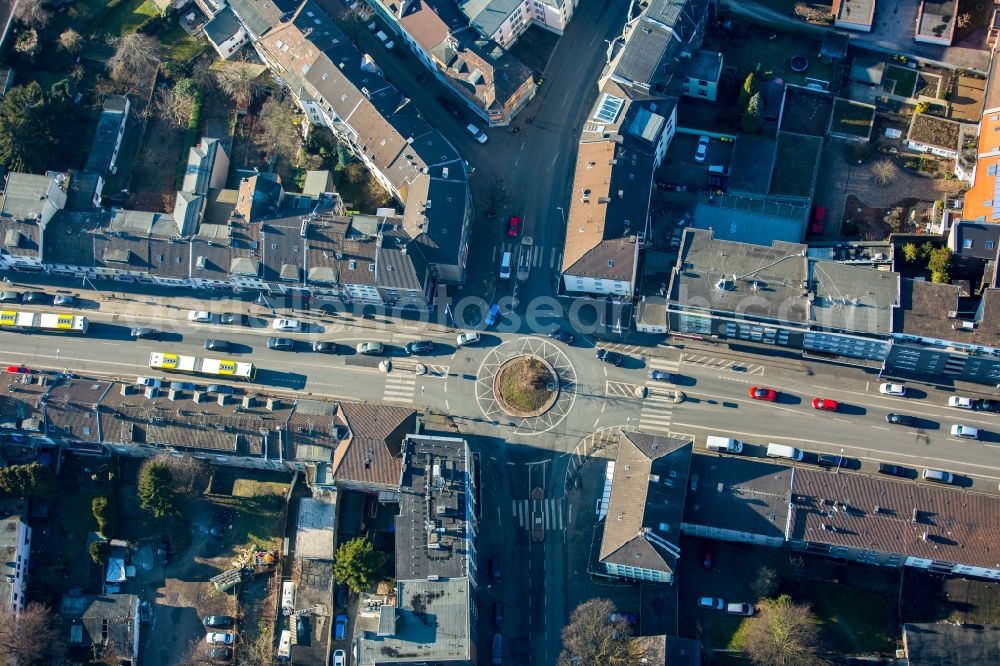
[790,468,1000,570]
[985,48,1000,113]
[331,402,417,488]
[903,623,1000,666]
[600,432,691,573]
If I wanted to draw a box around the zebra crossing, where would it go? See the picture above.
[383,372,416,404]
[680,352,766,375]
[392,358,450,378]
[494,242,562,269]
[639,357,679,435]
[512,498,564,531]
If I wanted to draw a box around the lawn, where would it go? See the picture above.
[707,25,833,87]
[213,494,286,551]
[96,0,159,39]
[770,133,821,197]
[161,23,208,64]
[802,582,895,653]
[830,98,875,138]
[885,64,918,98]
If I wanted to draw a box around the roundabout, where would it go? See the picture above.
[475,337,577,435]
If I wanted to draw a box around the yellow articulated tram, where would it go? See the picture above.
[0,310,89,334]
[148,352,256,381]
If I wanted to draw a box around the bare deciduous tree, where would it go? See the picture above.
[14,0,51,28]
[742,595,821,666]
[215,64,264,109]
[0,602,66,666]
[143,453,209,498]
[957,12,973,29]
[58,28,84,55]
[154,79,198,129]
[872,158,896,188]
[258,96,301,161]
[107,33,160,84]
[557,598,650,666]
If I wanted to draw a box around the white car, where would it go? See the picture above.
[695,135,710,162]
[879,383,906,396]
[456,331,481,347]
[697,597,724,610]
[951,424,980,440]
[376,30,394,48]
[726,603,755,616]
[188,310,213,323]
[466,123,488,144]
[272,318,302,332]
[135,377,161,389]
[333,650,346,666]
[948,396,974,410]
[205,632,234,645]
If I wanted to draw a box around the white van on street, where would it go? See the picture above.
[766,443,804,461]
[706,436,742,454]
[499,251,512,279]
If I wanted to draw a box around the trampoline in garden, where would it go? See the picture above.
[790,54,809,72]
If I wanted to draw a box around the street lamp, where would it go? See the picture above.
[82,276,103,299]
[555,206,566,227]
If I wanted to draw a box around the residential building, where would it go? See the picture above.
[989,6,1000,48]
[677,50,723,102]
[903,623,1000,665]
[84,95,130,178]
[203,6,250,59]
[681,456,790,548]
[947,220,1000,263]
[459,0,578,47]
[667,229,898,362]
[915,0,957,45]
[560,90,676,298]
[963,48,1000,222]
[182,138,230,196]
[906,113,968,159]
[832,0,877,31]
[887,280,1000,384]
[0,171,68,271]
[61,594,140,665]
[598,432,691,583]
[368,0,537,125]
[0,516,30,613]
[357,433,476,665]
[258,3,473,283]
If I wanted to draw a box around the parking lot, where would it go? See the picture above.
[655,133,736,192]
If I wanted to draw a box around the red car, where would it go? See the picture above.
[506,216,521,237]
[810,206,826,235]
[702,542,715,570]
[749,386,777,401]
[6,365,30,374]
[812,397,838,412]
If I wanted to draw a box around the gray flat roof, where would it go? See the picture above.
[693,192,808,246]
[295,496,336,561]
[810,261,898,335]
[682,454,791,539]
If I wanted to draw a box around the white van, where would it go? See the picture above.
[281,581,296,613]
[706,436,742,454]
[766,443,804,461]
[276,629,292,660]
[466,123,488,144]
[499,251,512,280]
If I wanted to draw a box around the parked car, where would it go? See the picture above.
[313,341,339,354]
[485,304,501,327]
[267,337,295,351]
[951,424,980,439]
[490,557,502,583]
[596,349,623,366]
[878,463,908,477]
[272,318,302,332]
[466,123,488,144]
[356,341,384,355]
[608,612,638,624]
[6,365,31,374]
[812,397,839,412]
[922,468,954,484]
[206,647,233,662]
[332,650,346,666]
[456,331,481,347]
[135,377,161,388]
[204,339,231,352]
[493,601,504,628]
[375,29,394,48]
[697,597,724,610]
[506,216,521,237]
[188,310,213,323]
[548,327,574,344]
[649,370,674,382]
[749,386,777,401]
[205,632,234,645]
[405,340,434,355]
[702,542,714,570]
[879,383,906,396]
[130,326,160,340]
[885,413,915,426]
[816,453,846,468]
[0,291,21,303]
[220,313,246,326]
[203,616,234,629]
[335,583,349,609]
[438,97,462,118]
[157,540,170,565]
[726,603,754,616]
[975,398,1000,413]
[53,294,77,307]
[335,614,348,641]
[695,135,710,162]
[21,291,48,304]
[948,396,974,409]
[809,206,826,235]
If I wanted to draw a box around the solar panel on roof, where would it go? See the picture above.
[594,93,625,124]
